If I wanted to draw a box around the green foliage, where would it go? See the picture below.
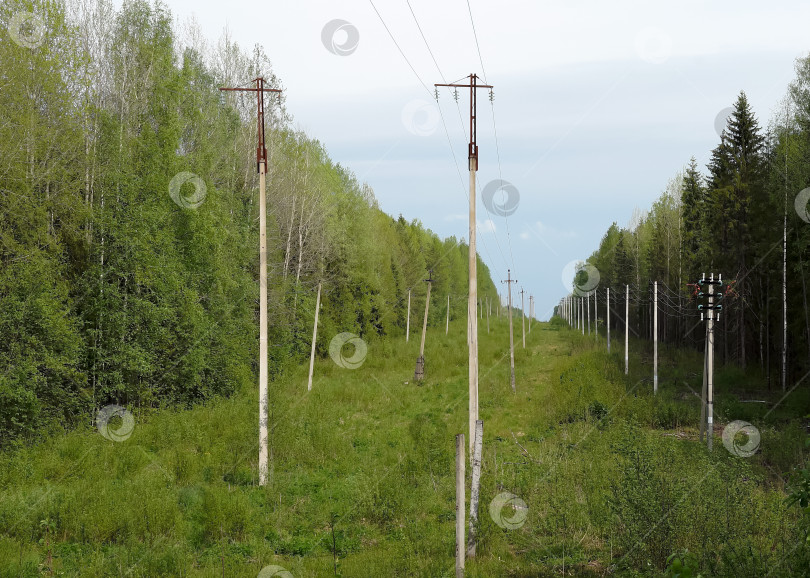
[0,315,803,575]
[664,549,702,578]
[786,432,810,557]
[0,0,498,446]
[575,72,810,379]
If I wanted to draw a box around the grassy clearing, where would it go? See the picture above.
[0,314,807,576]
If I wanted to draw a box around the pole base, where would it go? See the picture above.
[414,356,425,382]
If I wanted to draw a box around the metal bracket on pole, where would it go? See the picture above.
[219,77,282,487]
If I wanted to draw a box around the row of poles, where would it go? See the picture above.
[399,266,532,573]
[316,75,523,572]
[224,72,531,572]
[403,272,534,388]
[303,277,533,387]
[558,275,723,451]
[296,75,531,573]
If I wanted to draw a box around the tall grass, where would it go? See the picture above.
[0,315,806,576]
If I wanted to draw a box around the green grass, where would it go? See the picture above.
[0,315,808,576]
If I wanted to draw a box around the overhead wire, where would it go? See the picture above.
[464,0,516,273]
[375,0,508,273]
[406,0,510,271]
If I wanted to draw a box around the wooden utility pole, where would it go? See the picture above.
[307,282,322,391]
[435,74,493,453]
[415,271,434,381]
[502,270,518,392]
[520,288,526,348]
[653,281,658,394]
[220,77,281,487]
[406,289,411,342]
[455,433,465,578]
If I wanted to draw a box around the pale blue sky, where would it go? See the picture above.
[140,0,810,319]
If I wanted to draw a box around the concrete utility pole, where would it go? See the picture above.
[699,324,708,442]
[446,294,450,335]
[455,433,465,577]
[625,284,629,375]
[587,291,591,336]
[783,186,788,392]
[529,295,533,333]
[435,74,493,453]
[707,278,715,451]
[502,270,518,393]
[520,288,526,349]
[581,297,584,336]
[697,273,723,451]
[782,114,789,392]
[607,287,611,354]
[307,282,322,391]
[486,296,490,334]
[653,281,658,394]
[467,419,483,557]
[415,271,434,381]
[406,289,411,342]
[220,77,281,487]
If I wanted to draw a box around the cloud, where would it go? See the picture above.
[477,219,496,233]
[444,213,467,221]
[523,220,575,240]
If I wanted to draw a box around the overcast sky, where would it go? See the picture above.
[139,0,810,320]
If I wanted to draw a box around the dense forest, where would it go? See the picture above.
[0,0,499,445]
[567,64,810,389]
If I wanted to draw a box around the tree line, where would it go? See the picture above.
[575,58,810,388]
[0,0,498,445]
